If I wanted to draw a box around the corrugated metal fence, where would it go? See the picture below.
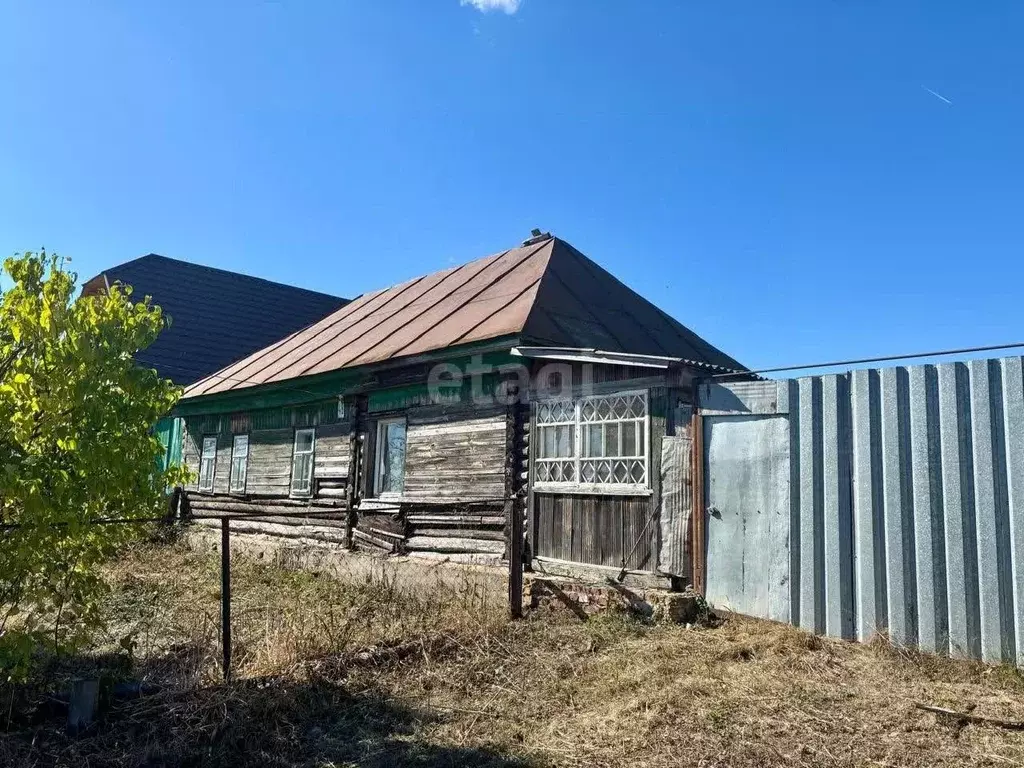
[698,355,1024,664]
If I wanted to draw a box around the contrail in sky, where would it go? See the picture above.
[922,86,953,105]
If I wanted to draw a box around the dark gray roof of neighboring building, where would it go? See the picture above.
[82,254,349,386]
[185,235,745,398]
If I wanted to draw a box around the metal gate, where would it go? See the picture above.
[703,414,791,623]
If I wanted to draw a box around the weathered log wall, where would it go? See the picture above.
[403,407,506,501]
[351,403,510,564]
[247,428,292,496]
[181,408,353,501]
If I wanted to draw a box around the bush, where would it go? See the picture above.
[0,251,187,678]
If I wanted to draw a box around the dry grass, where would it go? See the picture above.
[3,538,1024,767]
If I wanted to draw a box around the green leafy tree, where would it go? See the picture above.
[0,251,188,677]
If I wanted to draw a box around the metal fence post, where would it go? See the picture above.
[506,398,528,619]
[221,517,232,683]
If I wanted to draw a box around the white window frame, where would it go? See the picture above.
[373,417,407,498]
[229,434,249,494]
[534,389,650,495]
[198,435,218,493]
[290,428,316,497]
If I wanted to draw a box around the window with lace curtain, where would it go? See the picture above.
[534,390,649,492]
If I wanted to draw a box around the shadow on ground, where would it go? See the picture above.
[1,651,534,768]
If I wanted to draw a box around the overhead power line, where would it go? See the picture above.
[713,341,1024,379]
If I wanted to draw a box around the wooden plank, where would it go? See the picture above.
[541,495,555,559]
[604,502,621,568]
[583,499,595,566]
[407,407,505,426]
[692,412,706,594]
[520,492,660,572]
[570,497,582,564]
[555,496,564,563]
[570,496,579,565]
[405,514,505,526]
[315,465,350,478]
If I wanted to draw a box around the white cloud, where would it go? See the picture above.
[461,0,521,14]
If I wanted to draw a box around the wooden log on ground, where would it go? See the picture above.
[196,518,349,544]
[187,498,342,514]
[230,514,347,529]
[188,501,347,521]
[367,527,405,542]
[406,551,503,566]
[193,516,347,533]
[405,536,505,555]
[316,488,347,498]
[191,512,348,528]
[412,528,506,541]
[352,527,397,552]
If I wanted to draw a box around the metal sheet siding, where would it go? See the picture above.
[701,355,1024,664]
[657,435,692,577]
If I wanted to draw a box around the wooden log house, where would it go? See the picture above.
[172,232,745,587]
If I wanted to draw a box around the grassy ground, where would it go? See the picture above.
[3,536,1024,767]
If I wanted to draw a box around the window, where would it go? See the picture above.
[535,391,648,491]
[199,436,217,492]
[374,418,407,496]
[229,434,249,494]
[291,428,315,496]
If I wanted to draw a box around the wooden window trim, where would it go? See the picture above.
[372,416,407,499]
[290,427,316,498]
[229,433,250,495]
[533,389,650,494]
[198,435,218,494]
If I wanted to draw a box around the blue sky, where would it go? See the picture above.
[2,1,1023,372]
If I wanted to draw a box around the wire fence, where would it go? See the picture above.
[2,489,525,682]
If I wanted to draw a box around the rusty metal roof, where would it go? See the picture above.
[184,236,744,398]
